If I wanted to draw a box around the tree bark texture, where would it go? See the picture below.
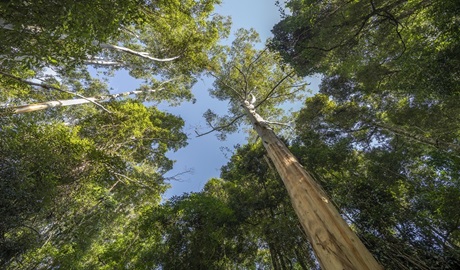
[242,101,383,270]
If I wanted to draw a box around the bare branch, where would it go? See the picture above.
[195,113,245,137]
[83,59,125,67]
[163,168,194,182]
[0,71,111,113]
[270,86,306,100]
[234,65,249,96]
[107,179,123,194]
[4,88,161,114]
[250,93,256,104]
[255,70,295,109]
[287,81,311,88]
[99,43,180,62]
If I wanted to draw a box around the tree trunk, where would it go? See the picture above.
[10,98,99,114]
[242,101,383,270]
[4,89,157,114]
[268,241,282,270]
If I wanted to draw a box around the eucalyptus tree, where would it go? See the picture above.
[216,143,318,269]
[0,1,229,268]
[202,29,382,269]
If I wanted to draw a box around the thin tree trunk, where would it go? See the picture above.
[10,98,99,114]
[268,242,282,270]
[294,248,310,270]
[242,101,383,270]
[4,89,158,114]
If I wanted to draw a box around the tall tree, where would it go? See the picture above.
[202,29,382,269]
[270,1,460,267]
[292,94,460,269]
[217,143,317,269]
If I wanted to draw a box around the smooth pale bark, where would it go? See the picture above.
[242,101,383,270]
[12,98,99,114]
[83,59,124,67]
[6,89,158,114]
[98,43,180,62]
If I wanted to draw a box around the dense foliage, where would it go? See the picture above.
[0,0,224,268]
[0,0,230,105]
[1,0,459,268]
[0,101,187,268]
[271,0,460,268]
[146,143,317,269]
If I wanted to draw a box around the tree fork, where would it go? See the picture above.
[242,101,383,270]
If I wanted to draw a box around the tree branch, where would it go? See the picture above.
[99,43,180,62]
[163,168,194,182]
[255,70,295,109]
[0,71,111,113]
[209,72,245,101]
[265,120,293,129]
[83,59,125,67]
[234,65,249,96]
[246,48,269,81]
[270,84,308,100]
[195,113,245,137]
[112,171,155,191]
[248,48,268,72]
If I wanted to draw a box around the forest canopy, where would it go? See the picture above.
[1,0,459,269]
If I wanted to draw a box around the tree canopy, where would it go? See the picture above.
[0,0,225,268]
[1,0,230,106]
[1,0,459,269]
